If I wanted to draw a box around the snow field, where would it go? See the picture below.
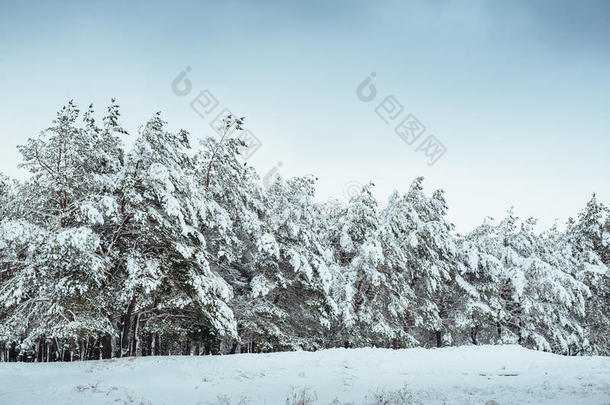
[1,345,609,405]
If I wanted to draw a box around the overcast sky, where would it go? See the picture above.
[0,0,609,233]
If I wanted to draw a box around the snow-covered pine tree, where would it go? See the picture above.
[81,99,128,359]
[0,101,115,361]
[453,218,505,346]
[190,122,273,353]
[379,179,457,348]
[112,113,236,357]
[565,195,610,354]
[490,208,522,344]
[0,174,16,218]
[0,174,19,361]
[324,183,392,347]
[511,218,589,354]
[249,175,335,351]
[476,210,590,353]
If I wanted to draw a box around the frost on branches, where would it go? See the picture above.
[0,101,608,362]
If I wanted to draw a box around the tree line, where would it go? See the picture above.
[0,101,608,362]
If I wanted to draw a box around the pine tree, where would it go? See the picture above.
[566,196,610,354]
[0,101,115,361]
[191,129,272,353]
[453,218,505,346]
[511,219,589,353]
[113,113,236,357]
[380,179,456,348]
[249,176,335,350]
[325,183,392,347]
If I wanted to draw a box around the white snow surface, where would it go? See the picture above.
[0,345,608,405]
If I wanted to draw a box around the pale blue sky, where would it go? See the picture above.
[0,0,609,232]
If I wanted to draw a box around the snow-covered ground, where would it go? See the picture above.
[0,345,608,405]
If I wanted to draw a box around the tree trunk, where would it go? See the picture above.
[121,296,137,357]
[9,342,16,362]
[70,339,79,361]
[153,333,160,356]
[102,334,112,359]
[144,333,152,356]
[131,313,139,357]
[470,326,479,345]
[87,336,96,360]
[51,338,60,362]
[37,338,43,362]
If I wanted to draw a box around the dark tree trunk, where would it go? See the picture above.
[51,338,60,362]
[37,338,43,362]
[9,342,17,362]
[62,346,70,362]
[89,336,100,360]
[153,333,160,356]
[145,333,152,357]
[470,326,479,345]
[121,296,137,357]
[435,331,442,348]
[130,314,139,357]
[102,334,112,359]
[70,339,79,361]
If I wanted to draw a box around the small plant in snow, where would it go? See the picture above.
[365,384,419,405]
[214,395,250,405]
[285,387,317,405]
